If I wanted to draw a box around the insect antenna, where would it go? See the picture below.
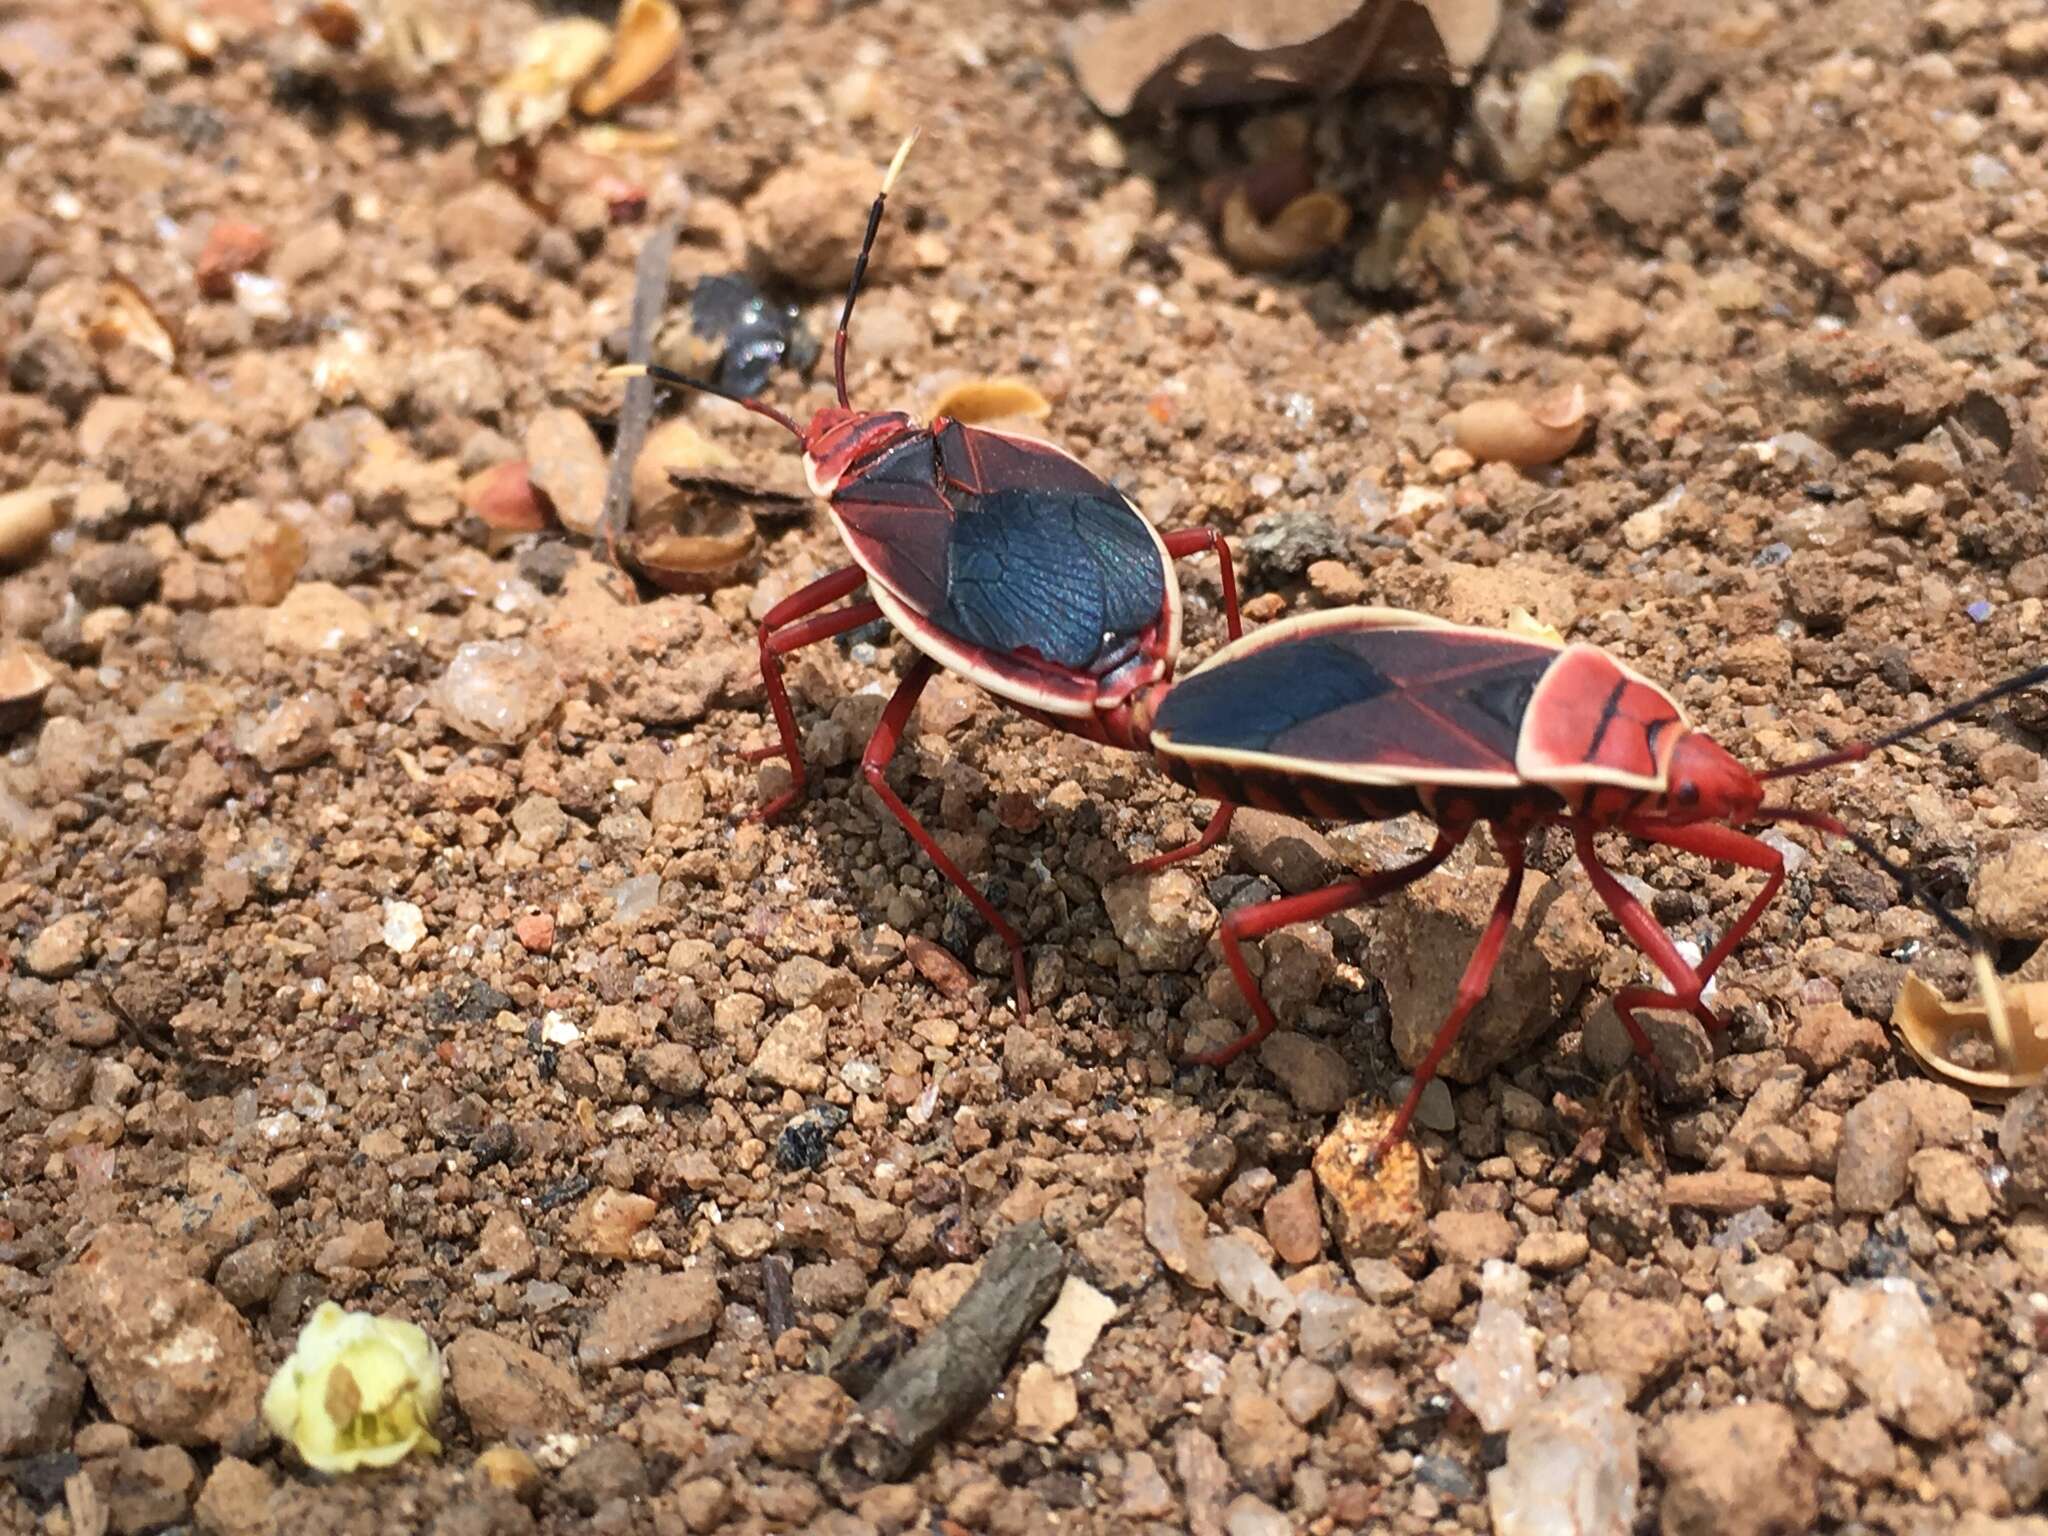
[1760,660,2048,781]
[833,129,920,411]
[604,362,803,441]
[1756,801,2019,1063]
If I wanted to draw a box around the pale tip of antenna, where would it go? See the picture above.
[603,364,651,382]
[882,128,921,195]
[1974,947,2019,1070]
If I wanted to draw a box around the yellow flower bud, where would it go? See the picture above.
[262,1301,444,1472]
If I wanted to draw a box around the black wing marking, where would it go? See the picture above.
[1155,638,1396,751]
[1157,627,1557,778]
[937,487,1166,671]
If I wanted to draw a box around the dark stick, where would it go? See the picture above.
[821,1221,1066,1492]
[598,216,681,583]
[760,1254,795,1337]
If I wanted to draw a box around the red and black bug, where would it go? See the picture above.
[1111,605,2048,1158]
[613,135,1244,1014]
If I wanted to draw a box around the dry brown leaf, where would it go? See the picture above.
[575,0,683,118]
[1893,968,2048,1101]
[1068,0,1499,119]
[929,377,1053,426]
[477,18,613,147]
[1219,186,1351,270]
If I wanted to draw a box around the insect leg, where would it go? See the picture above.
[1621,819,1787,993]
[745,565,876,822]
[862,653,1034,1016]
[1572,823,1726,1061]
[1190,828,1464,1068]
[1375,837,1528,1161]
[1123,803,1236,878]
[1158,527,1245,640]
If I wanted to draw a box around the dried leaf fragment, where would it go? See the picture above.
[928,377,1053,426]
[477,18,613,147]
[1219,186,1351,270]
[575,0,683,118]
[1447,383,1589,467]
[1893,968,2048,1101]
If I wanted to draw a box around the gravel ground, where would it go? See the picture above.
[5,1,2048,1533]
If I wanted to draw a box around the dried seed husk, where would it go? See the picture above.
[1893,966,2048,1102]
[1473,51,1632,187]
[630,417,736,522]
[574,0,683,118]
[0,648,55,736]
[928,378,1053,427]
[301,0,363,48]
[477,17,613,147]
[242,521,309,606]
[0,485,73,566]
[525,408,610,537]
[1448,383,1588,467]
[625,475,759,593]
[1219,187,1351,271]
[1504,607,1564,645]
[137,0,220,59]
[286,0,459,89]
[81,280,178,370]
[462,461,554,533]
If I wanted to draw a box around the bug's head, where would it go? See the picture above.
[800,408,915,496]
[1652,731,1764,826]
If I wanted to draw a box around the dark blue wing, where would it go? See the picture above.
[1155,624,1558,778]
[938,487,1166,671]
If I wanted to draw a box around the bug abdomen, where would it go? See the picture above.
[1156,757,1425,824]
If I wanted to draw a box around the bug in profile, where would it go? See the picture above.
[613,135,1242,1014]
[1110,605,2045,1159]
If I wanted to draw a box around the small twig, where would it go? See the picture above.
[598,216,680,601]
[822,1221,1066,1493]
[760,1254,795,1337]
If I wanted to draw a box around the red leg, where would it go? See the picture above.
[1160,526,1244,640]
[1572,821,1787,1064]
[1620,818,1787,993]
[862,655,1034,1016]
[1374,837,1528,1162]
[1123,802,1236,878]
[1192,828,1465,1067]
[746,565,878,822]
